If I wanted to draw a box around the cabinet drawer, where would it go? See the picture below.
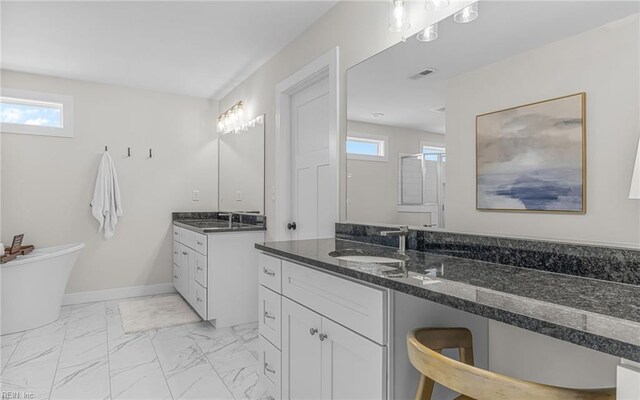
[259,285,281,349]
[179,227,195,249]
[259,253,282,293]
[173,263,183,295]
[173,241,181,265]
[193,232,207,255]
[194,252,207,287]
[259,335,281,399]
[190,280,207,319]
[282,261,387,345]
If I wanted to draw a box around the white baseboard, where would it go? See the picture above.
[62,283,176,305]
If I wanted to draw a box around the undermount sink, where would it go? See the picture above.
[329,249,409,263]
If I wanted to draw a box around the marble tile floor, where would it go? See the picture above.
[0,295,266,400]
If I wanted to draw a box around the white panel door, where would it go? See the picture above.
[282,298,322,399]
[289,76,336,240]
[320,318,386,400]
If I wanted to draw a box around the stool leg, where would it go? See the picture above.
[415,374,436,400]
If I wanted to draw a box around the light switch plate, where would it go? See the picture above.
[192,190,200,201]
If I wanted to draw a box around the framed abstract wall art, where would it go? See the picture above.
[476,93,586,213]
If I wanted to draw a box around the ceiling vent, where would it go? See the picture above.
[408,68,437,80]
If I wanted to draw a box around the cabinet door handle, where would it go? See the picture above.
[173,275,178,279]
[319,333,328,341]
[174,251,178,255]
[197,266,203,271]
[264,362,276,374]
[263,268,275,277]
[182,251,188,255]
[309,328,318,336]
[196,241,203,246]
[197,297,203,302]
[264,311,276,320]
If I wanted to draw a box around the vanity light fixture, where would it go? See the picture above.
[217,101,247,134]
[417,23,438,42]
[454,2,478,23]
[389,0,410,33]
[425,0,449,11]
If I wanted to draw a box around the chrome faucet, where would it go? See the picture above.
[218,212,234,228]
[380,226,409,254]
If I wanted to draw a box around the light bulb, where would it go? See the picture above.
[389,0,410,33]
[416,23,438,42]
[425,0,449,11]
[454,2,478,23]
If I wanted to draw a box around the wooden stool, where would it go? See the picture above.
[407,327,616,400]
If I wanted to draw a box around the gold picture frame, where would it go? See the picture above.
[476,92,586,213]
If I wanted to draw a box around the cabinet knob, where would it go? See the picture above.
[173,275,178,279]
[197,297,203,302]
[309,328,318,336]
[264,362,276,374]
[287,222,297,231]
[263,268,275,277]
[182,251,188,255]
[319,333,328,341]
[264,311,276,320]
[197,241,203,246]
[197,266,202,271]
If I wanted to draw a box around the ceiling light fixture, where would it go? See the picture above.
[416,23,438,42]
[217,101,261,134]
[425,0,450,11]
[454,2,479,24]
[389,0,410,33]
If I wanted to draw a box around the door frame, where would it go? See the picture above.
[274,47,339,240]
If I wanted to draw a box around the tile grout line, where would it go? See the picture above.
[48,314,71,399]
[1,333,24,375]
[103,302,113,400]
[147,329,176,400]
[191,333,238,399]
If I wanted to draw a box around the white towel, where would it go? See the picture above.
[91,151,123,239]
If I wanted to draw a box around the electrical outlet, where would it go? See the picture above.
[192,190,200,201]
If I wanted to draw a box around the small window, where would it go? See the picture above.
[1,89,74,137]
[422,145,445,161]
[346,134,387,161]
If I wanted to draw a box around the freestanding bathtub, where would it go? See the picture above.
[1,242,84,335]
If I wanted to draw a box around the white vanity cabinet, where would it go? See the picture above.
[257,253,389,400]
[173,224,264,327]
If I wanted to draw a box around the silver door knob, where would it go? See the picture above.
[309,328,318,336]
[319,333,328,341]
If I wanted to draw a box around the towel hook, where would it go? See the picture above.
[104,145,108,152]
[127,147,131,157]
[149,149,152,158]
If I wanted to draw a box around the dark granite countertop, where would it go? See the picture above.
[255,238,640,362]
[174,219,266,234]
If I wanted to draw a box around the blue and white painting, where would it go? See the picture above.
[476,93,585,212]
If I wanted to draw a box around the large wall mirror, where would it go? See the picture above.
[218,114,265,213]
[346,1,639,233]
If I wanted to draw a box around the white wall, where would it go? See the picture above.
[218,0,474,240]
[446,15,640,247]
[1,70,218,294]
[346,120,444,225]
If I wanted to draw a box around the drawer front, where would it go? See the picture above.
[173,241,181,266]
[194,252,207,287]
[190,280,207,319]
[282,261,387,345]
[259,253,282,294]
[179,227,195,249]
[193,233,207,255]
[172,225,180,241]
[173,263,183,295]
[259,335,281,399]
[259,285,282,349]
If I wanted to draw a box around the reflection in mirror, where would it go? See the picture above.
[346,1,639,231]
[218,114,265,213]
